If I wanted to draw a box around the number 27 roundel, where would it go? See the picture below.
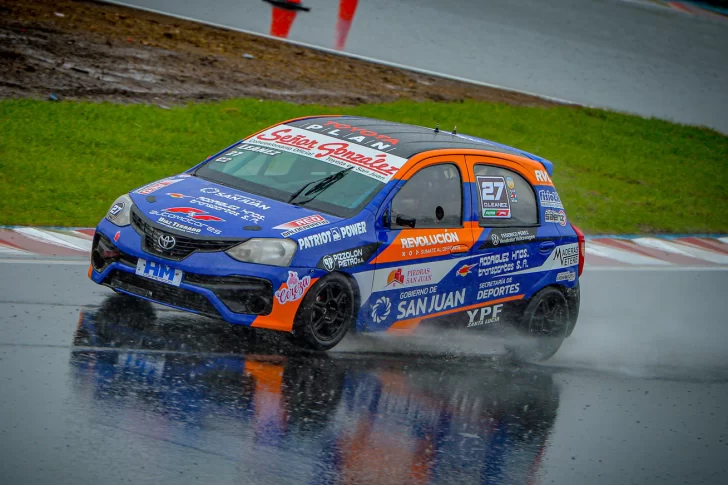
[477,176,511,218]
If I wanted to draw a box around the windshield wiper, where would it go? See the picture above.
[287,167,354,205]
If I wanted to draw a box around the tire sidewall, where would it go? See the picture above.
[517,286,570,362]
[292,273,355,351]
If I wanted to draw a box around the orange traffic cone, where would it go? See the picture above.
[263,0,310,39]
[335,0,359,50]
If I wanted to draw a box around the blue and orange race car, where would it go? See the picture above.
[90,116,584,359]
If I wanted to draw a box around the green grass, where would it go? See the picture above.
[1,98,726,233]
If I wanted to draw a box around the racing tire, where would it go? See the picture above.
[290,273,355,351]
[507,287,569,362]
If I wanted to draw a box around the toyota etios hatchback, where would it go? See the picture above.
[90,116,583,360]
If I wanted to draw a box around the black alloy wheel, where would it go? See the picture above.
[508,287,569,362]
[292,273,355,351]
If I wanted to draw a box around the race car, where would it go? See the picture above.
[89,115,584,359]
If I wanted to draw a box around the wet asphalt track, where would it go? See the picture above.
[107,0,728,133]
[1,259,727,484]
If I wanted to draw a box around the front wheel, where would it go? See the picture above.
[290,273,355,351]
[507,287,570,362]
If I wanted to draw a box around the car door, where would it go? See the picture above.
[367,155,475,332]
[464,155,561,322]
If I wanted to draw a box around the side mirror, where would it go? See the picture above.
[395,214,416,228]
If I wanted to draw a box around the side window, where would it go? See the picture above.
[391,164,462,229]
[473,165,538,226]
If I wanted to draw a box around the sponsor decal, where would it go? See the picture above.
[535,170,552,183]
[477,283,520,300]
[136,178,183,195]
[552,244,579,267]
[400,232,459,249]
[274,271,312,305]
[504,243,580,276]
[174,195,266,224]
[274,214,329,238]
[250,125,407,183]
[149,207,224,235]
[136,259,182,286]
[397,289,465,319]
[372,259,458,293]
[479,228,538,250]
[299,120,400,150]
[217,143,281,159]
[506,176,518,203]
[162,207,224,222]
[538,189,564,209]
[557,270,576,282]
[399,286,438,300]
[386,267,432,288]
[199,187,271,210]
[456,263,476,277]
[108,202,124,220]
[317,243,378,271]
[371,296,391,323]
[544,209,567,226]
[298,221,367,250]
[478,248,529,276]
[113,231,120,242]
[466,304,504,328]
[477,175,511,219]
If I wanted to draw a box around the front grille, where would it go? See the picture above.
[105,270,220,318]
[131,208,242,260]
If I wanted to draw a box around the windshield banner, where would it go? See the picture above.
[246,125,408,183]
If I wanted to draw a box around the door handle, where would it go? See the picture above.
[450,244,469,254]
[539,241,556,254]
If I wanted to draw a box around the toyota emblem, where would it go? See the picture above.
[157,234,176,250]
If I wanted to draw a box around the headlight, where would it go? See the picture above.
[225,238,297,267]
[106,194,133,226]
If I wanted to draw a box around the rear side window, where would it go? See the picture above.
[473,165,538,226]
[392,163,463,229]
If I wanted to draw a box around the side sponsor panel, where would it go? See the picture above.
[375,228,471,264]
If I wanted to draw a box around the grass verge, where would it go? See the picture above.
[1,99,726,233]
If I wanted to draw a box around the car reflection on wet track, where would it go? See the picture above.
[70,294,558,484]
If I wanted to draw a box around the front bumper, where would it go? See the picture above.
[89,219,317,329]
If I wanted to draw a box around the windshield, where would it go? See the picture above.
[195,142,385,218]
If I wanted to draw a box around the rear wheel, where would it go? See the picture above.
[507,287,569,362]
[291,273,355,351]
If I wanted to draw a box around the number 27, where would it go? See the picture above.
[481,181,504,200]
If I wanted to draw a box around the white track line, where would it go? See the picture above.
[586,241,671,265]
[0,258,89,265]
[42,229,94,252]
[585,266,728,272]
[719,237,728,245]
[634,237,728,265]
[13,227,88,252]
[70,230,94,240]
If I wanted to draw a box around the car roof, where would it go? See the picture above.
[287,115,554,176]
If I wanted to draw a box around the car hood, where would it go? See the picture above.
[129,174,342,239]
